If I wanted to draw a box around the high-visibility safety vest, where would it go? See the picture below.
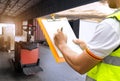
[86,10,120,81]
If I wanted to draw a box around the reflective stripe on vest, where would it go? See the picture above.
[86,75,96,81]
[102,47,120,66]
[103,55,120,66]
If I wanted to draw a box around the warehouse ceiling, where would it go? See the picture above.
[0,0,100,22]
[0,0,41,17]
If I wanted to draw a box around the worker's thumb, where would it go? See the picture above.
[73,39,87,50]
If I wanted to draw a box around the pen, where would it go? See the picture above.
[61,27,63,31]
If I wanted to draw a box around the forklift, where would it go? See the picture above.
[11,24,43,75]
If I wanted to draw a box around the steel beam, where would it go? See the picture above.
[17,0,99,20]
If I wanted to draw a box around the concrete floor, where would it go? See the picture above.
[0,45,86,81]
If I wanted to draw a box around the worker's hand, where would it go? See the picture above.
[54,28,67,49]
[73,39,87,50]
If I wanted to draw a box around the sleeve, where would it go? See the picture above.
[87,19,120,58]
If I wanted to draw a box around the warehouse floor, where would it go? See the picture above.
[0,45,86,81]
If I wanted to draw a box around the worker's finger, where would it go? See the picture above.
[73,39,82,44]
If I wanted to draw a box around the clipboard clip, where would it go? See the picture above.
[50,14,56,20]
[47,14,60,22]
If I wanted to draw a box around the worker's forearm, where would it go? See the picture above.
[58,44,81,69]
[58,44,101,74]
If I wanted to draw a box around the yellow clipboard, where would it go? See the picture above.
[37,17,82,63]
